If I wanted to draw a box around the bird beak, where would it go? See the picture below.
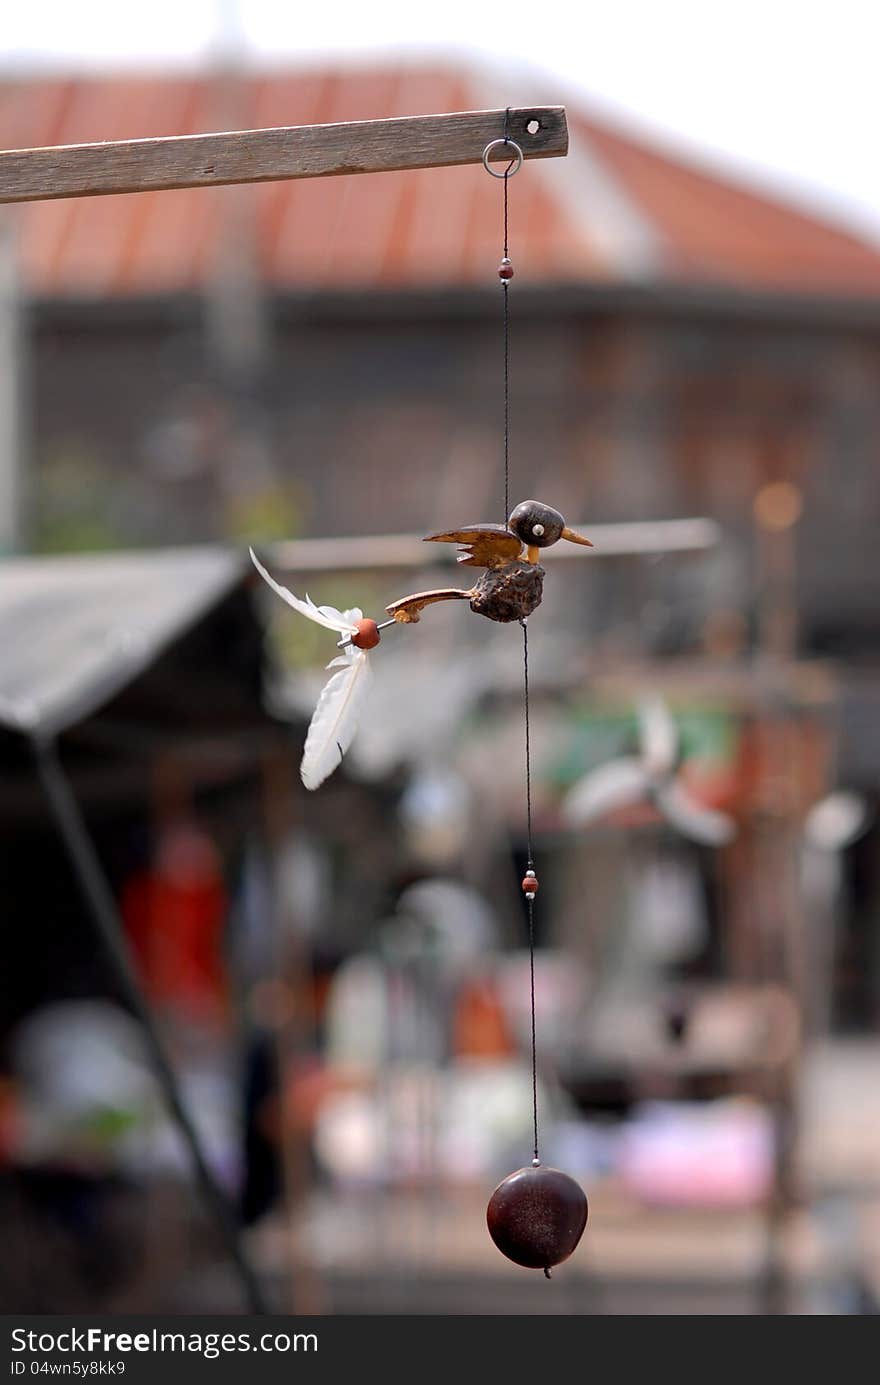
[561,526,594,548]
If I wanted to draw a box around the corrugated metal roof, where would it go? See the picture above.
[2,63,879,298]
[0,546,245,736]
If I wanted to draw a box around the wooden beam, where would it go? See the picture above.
[268,519,721,573]
[0,106,567,205]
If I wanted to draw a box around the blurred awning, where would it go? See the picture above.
[0,546,248,739]
[0,543,270,1310]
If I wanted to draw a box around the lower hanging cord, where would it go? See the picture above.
[521,617,540,1172]
[527,893,539,1165]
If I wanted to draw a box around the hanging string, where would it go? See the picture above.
[528,891,539,1164]
[503,105,511,251]
[482,109,517,523]
[503,244,510,521]
[502,109,512,523]
[521,617,539,1165]
[522,619,533,863]
[493,110,540,1168]
[487,113,540,1169]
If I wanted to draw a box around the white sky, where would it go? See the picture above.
[3,0,880,240]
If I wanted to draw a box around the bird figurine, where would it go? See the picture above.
[385,500,593,625]
[249,501,591,790]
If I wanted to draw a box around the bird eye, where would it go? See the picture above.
[532,524,544,537]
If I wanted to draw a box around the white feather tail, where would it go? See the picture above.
[249,548,360,634]
[300,648,371,790]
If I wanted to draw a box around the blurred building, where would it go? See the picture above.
[0,65,877,648]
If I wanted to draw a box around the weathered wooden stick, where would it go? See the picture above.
[270,519,722,573]
[0,106,567,205]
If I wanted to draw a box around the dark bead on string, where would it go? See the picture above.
[522,868,538,900]
[498,256,514,281]
[487,1165,588,1273]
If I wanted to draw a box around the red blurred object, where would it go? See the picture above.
[0,1078,20,1166]
[121,821,228,1022]
[452,979,514,1059]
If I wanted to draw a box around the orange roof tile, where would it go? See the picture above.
[576,112,880,294]
[2,63,879,299]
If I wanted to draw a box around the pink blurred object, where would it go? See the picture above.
[618,1100,774,1207]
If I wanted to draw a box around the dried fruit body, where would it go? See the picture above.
[487,1165,588,1272]
[469,561,544,623]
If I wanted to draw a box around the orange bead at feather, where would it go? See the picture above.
[351,618,381,650]
[521,875,539,895]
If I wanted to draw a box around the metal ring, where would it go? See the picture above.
[482,138,524,179]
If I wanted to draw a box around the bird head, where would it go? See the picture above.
[507,500,593,550]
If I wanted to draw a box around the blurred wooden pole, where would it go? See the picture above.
[269,518,722,573]
[0,219,25,553]
[260,744,327,1315]
[203,19,268,390]
[752,481,806,1315]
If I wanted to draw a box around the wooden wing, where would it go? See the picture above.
[385,587,473,624]
[423,524,522,569]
